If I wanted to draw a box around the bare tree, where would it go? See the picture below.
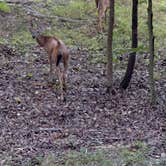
[120,0,138,89]
[148,0,156,104]
[106,0,114,93]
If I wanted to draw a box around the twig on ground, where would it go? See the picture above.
[5,0,33,5]
[32,127,62,132]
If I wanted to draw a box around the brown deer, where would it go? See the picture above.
[95,0,110,32]
[29,24,69,101]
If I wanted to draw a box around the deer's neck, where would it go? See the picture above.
[36,36,48,47]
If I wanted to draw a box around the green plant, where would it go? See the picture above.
[40,149,112,166]
[11,30,35,53]
[0,2,11,13]
[51,0,94,19]
[121,141,149,165]
[64,148,111,166]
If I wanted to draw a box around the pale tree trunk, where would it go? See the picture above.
[106,0,114,93]
[120,0,138,89]
[148,0,156,104]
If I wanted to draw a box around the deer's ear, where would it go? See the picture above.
[38,26,45,34]
[29,28,37,39]
[29,28,33,36]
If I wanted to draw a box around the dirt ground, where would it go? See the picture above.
[0,2,166,166]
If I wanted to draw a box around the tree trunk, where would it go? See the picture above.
[148,0,156,104]
[120,0,138,89]
[106,0,114,93]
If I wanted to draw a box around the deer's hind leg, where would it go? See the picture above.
[54,51,66,101]
[55,66,64,101]
[48,48,60,83]
[62,53,69,92]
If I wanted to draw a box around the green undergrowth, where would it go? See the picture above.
[44,26,103,51]
[0,37,6,44]
[27,141,166,166]
[11,30,35,53]
[1,0,165,63]
[49,0,166,63]
[51,0,95,20]
[0,2,11,13]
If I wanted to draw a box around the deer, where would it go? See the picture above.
[95,0,110,32]
[29,22,69,101]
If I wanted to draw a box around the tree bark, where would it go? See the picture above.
[106,0,114,93]
[120,0,138,89]
[148,0,156,104]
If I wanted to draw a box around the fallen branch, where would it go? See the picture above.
[5,0,33,5]
[32,127,62,132]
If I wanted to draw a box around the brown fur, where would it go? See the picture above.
[95,0,110,32]
[35,35,69,101]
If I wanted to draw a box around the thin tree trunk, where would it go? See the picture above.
[120,0,138,89]
[106,0,114,93]
[148,0,156,104]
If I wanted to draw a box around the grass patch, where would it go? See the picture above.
[1,0,165,60]
[0,2,11,13]
[38,141,165,166]
[11,30,35,53]
[64,148,111,166]
[51,0,94,20]
[121,141,149,165]
[44,25,101,51]
[41,148,112,166]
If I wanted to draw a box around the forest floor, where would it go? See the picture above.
[0,0,166,165]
